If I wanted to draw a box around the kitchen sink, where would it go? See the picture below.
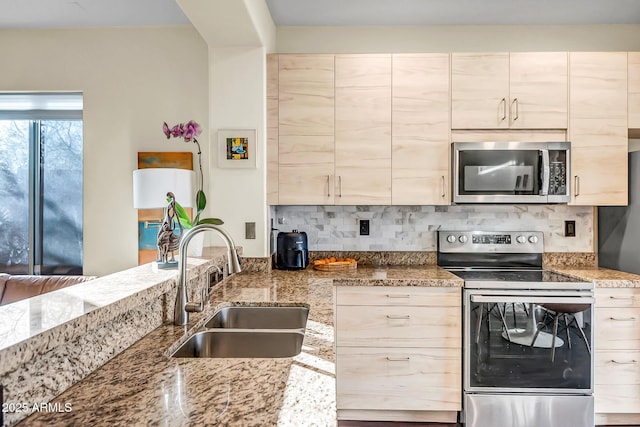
[204,306,309,330]
[171,305,310,358]
[171,330,305,358]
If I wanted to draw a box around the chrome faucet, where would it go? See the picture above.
[173,224,242,326]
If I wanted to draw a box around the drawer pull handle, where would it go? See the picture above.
[386,315,410,320]
[386,294,411,299]
[609,296,633,300]
[610,317,637,321]
[386,356,410,362]
[611,360,638,365]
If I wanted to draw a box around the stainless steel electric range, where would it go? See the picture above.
[437,230,595,427]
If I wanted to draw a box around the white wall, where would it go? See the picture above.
[209,46,269,257]
[0,27,208,276]
[277,24,640,53]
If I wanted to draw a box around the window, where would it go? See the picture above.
[0,93,83,275]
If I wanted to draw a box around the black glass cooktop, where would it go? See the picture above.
[449,269,583,283]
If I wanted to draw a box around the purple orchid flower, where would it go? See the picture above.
[162,122,171,139]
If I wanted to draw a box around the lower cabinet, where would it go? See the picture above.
[334,286,462,423]
[594,288,640,426]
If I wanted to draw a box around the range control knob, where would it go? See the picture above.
[528,235,539,244]
[516,235,526,244]
[458,235,468,243]
[446,234,456,243]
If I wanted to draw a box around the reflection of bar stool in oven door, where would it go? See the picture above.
[475,303,512,343]
[530,303,591,362]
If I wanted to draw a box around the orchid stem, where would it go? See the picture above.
[193,138,204,195]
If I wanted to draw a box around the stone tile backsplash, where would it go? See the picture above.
[274,205,593,253]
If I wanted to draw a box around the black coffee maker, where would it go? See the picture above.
[275,230,309,270]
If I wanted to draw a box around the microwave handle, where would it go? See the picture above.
[540,149,550,196]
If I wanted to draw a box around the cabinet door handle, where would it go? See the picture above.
[441,175,446,198]
[611,359,638,365]
[386,356,410,362]
[338,176,342,198]
[500,98,507,121]
[386,294,411,299]
[326,175,331,197]
[610,316,637,321]
[386,314,410,320]
[574,176,580,197]
[512,98,519,121]
[609,296,633,300]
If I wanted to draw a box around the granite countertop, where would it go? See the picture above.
[550,266,640,288]
[20,265,461,426]
[17,262,639,425]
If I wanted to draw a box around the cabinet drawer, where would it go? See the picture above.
[336,305,461,348]
[336,286,460,307]
[596,288,640,308]
[595,351,640,385]
[595,308,640,350]
[595,384,640,414]
[336,346,461,411]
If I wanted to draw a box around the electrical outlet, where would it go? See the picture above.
[359,219,370,236]
[565,220,576,237]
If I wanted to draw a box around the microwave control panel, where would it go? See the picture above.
[549,161,566,195]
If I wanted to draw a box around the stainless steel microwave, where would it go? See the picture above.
[452,141,571,204]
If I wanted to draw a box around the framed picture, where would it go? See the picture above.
[217,129,257,169]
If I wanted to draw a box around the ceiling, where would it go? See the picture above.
[0,0,639,29]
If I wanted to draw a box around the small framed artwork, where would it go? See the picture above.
[217,129,257,169]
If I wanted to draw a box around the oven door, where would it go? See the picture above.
[453,141,570,204]
[464,288,594,394]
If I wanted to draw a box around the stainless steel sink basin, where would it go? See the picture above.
[204,306,309,330]
[171,330,305,358]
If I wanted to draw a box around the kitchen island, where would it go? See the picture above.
[14,261,640,426]
[17,265,461,426]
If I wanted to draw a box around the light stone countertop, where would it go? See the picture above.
[549,266,640,288]
[19,265,461,426]
[0,249,228,377]
[16,262,638,426]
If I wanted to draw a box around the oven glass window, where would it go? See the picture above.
[466,295,592,390]
[458,150,541,195]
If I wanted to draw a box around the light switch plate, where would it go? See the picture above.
[245,222,256,239]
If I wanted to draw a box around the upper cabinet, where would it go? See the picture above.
[451,52,568,130]
[392,53,450,205]
[335,54,392,205]
[630,52,640,130]
[277,54,335,205]
[569,52,628,206]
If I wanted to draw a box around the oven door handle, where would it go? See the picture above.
[470,295,594,304]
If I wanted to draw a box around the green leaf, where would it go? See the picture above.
[196,190,206,213]
[173,201,193,228]
[197,217,224,225]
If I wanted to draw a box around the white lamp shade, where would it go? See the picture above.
[133,168,195,209]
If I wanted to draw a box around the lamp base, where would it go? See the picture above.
[156,260,179,269]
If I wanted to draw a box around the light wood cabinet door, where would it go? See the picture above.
[336,286,461,307]
[630,52,640,129]
[335,54,392,204]
[335,305,462,348]
[509,52,568,129]
[569,52,628,206]
[277,55,335,204]
[451,53,510,129]
[336,346,461,411]
[392,53,450,205]
[278,136,335,204]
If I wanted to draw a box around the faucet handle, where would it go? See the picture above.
[185,287,207,313]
